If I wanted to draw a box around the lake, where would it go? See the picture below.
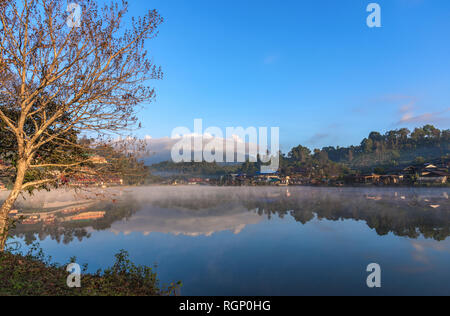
[7,186,450,295]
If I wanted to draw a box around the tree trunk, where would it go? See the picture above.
[0,160,27,252]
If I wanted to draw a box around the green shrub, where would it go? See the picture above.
[0,244,181,296]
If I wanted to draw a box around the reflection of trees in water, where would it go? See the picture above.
[243,191,450,241]
[153,197,227,211]
[16,227,91,246]
[130,188,450,241]
[151,192,236,211]
[8,188,450,244]
[10,200,141,245]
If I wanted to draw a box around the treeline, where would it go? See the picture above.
[238,148,351,178]
[242,191,450,241]
[150,125,449,178]
[321,125,449,171]
[278,125,449,176]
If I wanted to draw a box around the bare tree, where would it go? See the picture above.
[0,0,163,250]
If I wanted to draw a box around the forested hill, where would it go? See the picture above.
[148,125,449,176]
[320,125,449,171]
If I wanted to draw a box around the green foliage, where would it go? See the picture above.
[322,125,449,170]
[0,244,181,296]
[414,156,426,165]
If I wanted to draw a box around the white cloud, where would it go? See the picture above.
[397,107,450,125]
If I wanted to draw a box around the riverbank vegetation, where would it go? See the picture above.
[0,245,181,296]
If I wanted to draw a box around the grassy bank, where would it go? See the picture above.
[0,245,181,296]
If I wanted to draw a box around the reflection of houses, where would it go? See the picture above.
[66,211,106,221]
[62,207,87,214]
[43,216,56,224]
[18,209,106,225]
[22,218,40,225]
[11,200,104,225]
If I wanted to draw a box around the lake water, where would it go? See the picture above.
[8,186,450,295]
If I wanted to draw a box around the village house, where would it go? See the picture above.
[344,174,381,185]
[279,176,290,186]
[403,162,449,184]
[188,177,204,185]
[380,174,404,185]
[418,170,448,184]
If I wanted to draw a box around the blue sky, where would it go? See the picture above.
[124,0,450,152]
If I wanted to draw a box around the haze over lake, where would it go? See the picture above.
[7,186,450,295]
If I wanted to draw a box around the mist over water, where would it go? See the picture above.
[6,186,450,295]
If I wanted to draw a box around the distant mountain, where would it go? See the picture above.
[141,135,257,166]
[141,137,178,165]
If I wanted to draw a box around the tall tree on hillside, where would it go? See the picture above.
[288,145,311,163]
[0,0,163,251]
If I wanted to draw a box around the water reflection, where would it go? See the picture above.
[242,188,450,241]
[7,186,450,244]
[4,186,450,295]
[6,189,139,245]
